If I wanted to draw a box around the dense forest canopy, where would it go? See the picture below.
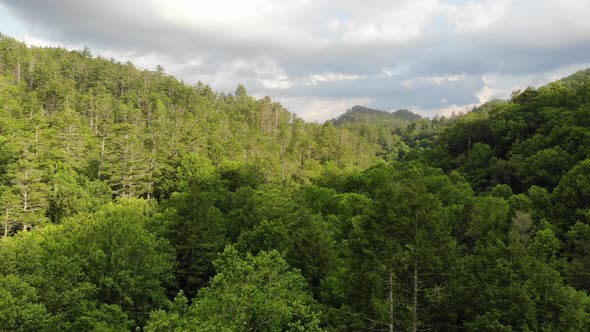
[1,33,590,331]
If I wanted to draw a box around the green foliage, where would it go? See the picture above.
[565,222,590,291]
[426,70,590,195]
[0,275,53,331]
[341,162,464,331]
[46,162,111,223]
[146,246,323,332]
[458,213,590,331]
[0,201,174,330]
[71,200,175,325]
[155,179,227,298]
[144,292,190,332]
[332,105,421,127]
[553,159,590,228]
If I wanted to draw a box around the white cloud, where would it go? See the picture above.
[334,0,442,44]
[3,0,590,121]
[402,74,465,87]
[151,0,323,50]
[444,0,509,33]
[414,103,477,118]
[281,96,372,122]
[253,60,292,90]
[475,75,498,104]
[474,62,590,104]
[23,35,78,49]
[444,0,590,48]
[304,73,368,86]
[261,77,291,90]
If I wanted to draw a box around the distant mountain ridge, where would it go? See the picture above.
[332,105,422,127]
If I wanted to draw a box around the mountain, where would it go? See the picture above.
[331,105,421,127]
[391,108,423,122]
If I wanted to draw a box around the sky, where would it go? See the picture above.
[1,0,590,122]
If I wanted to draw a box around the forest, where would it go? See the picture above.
[1,33,590,331]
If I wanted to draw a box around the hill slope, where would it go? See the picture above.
[332,105,421,127]
[0,33,390,205]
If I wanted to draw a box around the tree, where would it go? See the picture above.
[102,123,150,198]
[7,149,49,231]
[552,159,590,230]
[565,222,590,291]
[0,188,20,237]
[0,224,134,330]
[70,200,175,326]
[345,163,461,331]
[145,246,323,332]
[520,147,572,190]
[46,162,111,223]
[0,275,53,331]
[154,159,227,298]
[460,214,590,330]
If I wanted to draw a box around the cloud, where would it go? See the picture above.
[402,75,465,88]
[1,0,589,121]
[415,103,478,118]
[304,73,368,86]
[474,62,590,104]
[445,0,590,48]
[281,96,373,122]
[476,75,499,104]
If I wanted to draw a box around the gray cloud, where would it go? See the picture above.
[2,0,590,121]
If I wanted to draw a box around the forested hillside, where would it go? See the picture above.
[332,105,421,126]
[1,33,590,331]
[331,105,434,162]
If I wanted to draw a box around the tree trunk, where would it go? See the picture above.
[412,262,418,332]
[120,77,124,97]
[23,190,28,211]
[34,126,39,158]
[389,270,395,332]
[65,125,72,154]
[16,59,21,84]
[274,109,278,134]
[3,208,8,238]
[98,135,106,179]
[412,213,419,332]
[29,57,35,88]
[147,145,156,201]
[90,94,95,134]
